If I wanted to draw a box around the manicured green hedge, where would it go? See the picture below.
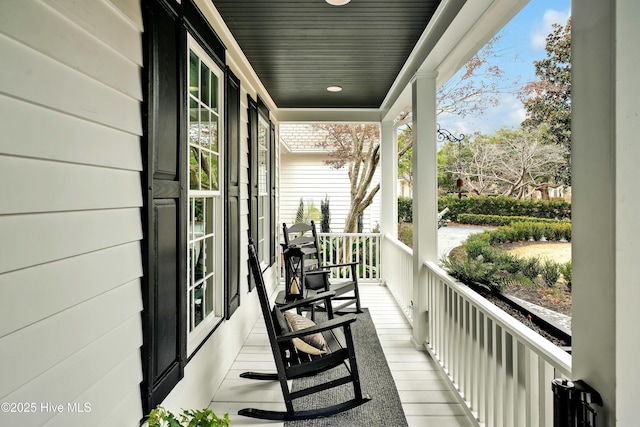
[398,196,413,222]
[400,195,571,224]
[457,213,571,227]
[438,195,571,221]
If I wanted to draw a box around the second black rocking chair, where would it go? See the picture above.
[279,220,363,315]
[238,241,371,421]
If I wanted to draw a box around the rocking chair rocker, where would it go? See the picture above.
[238,241,371,421]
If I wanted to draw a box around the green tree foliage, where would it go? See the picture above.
[520,18,572,185]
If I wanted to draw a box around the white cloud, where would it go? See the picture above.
[531,9,570,51]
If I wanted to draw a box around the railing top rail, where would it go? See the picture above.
[425,259,572,375]
[383,233,413,256]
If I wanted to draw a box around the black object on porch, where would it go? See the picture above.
[279,221,363,314]
[238,242,371,421]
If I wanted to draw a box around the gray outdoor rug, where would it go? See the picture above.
[285,308,408,427]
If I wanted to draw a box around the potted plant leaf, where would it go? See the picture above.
[146,405,230,427]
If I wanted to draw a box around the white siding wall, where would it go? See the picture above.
[279,150,381,233]
[0,1,145,426]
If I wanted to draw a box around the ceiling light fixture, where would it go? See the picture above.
[327,85,343,92]
[325,0,351,5]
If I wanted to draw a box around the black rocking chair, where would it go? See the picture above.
[238,241,371,421]
[278,220,363,315]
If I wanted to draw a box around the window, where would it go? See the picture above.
[187,38,224,352]
[257,117,270,264]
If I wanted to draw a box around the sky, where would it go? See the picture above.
[437,0,571,136]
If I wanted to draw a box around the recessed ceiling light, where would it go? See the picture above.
[326,0,351,5]
[327,86,343,92]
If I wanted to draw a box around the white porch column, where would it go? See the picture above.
[572,1,640,424]
[380,121,397,239]
[410,71,438,346]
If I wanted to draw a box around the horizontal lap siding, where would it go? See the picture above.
[0,1,145,426]
[279,151,381,232]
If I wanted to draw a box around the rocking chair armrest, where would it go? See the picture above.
[277,290,336,311]
[321,261,359,270]
[277,314,358,342]
[304,269,331,276]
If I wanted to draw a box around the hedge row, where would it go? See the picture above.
[457,213,571,227]
[400,196,571,223]
[438,195,571,221]
[488,221,572,244]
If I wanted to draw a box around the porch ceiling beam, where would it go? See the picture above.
[275,108,382,123]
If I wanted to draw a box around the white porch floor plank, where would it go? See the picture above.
[208,284,474,426]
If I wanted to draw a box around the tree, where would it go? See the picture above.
[437,35,519,118]
[397,34,519,189]
[441,127,567,199]
[313,123,380,233]
[520,18,571,185]
[397,125,413,188]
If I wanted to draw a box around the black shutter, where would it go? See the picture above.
[270,121,277,264]
[225,68,241,317]
[247,96,259,289]
[141,0,186,414]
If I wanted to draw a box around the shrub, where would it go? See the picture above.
[521,256,543,281]
[559,262,572,289]
[531,225,543,241]
[465,232,492,259]
[511,222,533,241]
[398,221,413,247]
[540,260,561,286]
[441,256,503,292]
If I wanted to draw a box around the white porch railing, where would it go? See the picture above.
[381,234,414,323]
[317,232,381,283]
[380,235,573,426]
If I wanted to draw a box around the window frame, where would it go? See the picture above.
[248,97,275,272]
[186,36,225,354]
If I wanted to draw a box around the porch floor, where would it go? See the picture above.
[208,284,475,426]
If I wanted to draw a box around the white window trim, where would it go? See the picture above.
[186,36,225,354]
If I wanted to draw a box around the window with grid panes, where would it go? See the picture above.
[187,38,224,352]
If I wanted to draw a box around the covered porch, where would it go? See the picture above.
[1,0,638,425]
[199,0,639,422]
[207,230,569,426]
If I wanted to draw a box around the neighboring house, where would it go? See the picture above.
[398,178,413,198]
[279,124,381,233]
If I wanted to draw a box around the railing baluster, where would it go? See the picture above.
[486,318,495,426]
[539,360,554,427]
[515,340,526,427]
[477,311,485,421]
